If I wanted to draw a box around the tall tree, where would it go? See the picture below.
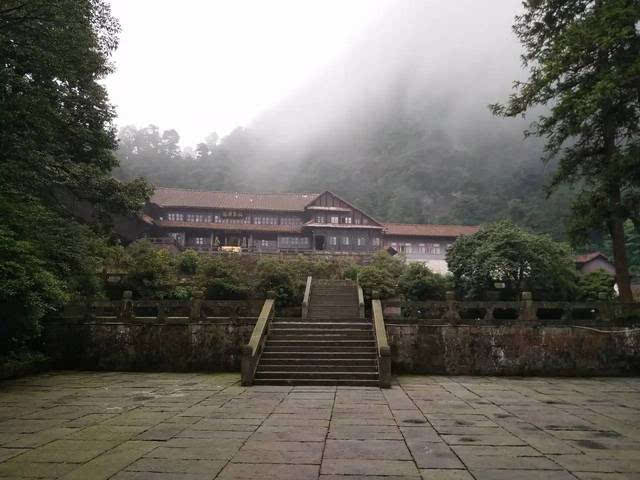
[491,0,640,301]
[0,0,151,352]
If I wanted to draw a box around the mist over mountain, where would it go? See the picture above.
[115,0,573,238]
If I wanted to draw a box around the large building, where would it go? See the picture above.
[143,188,479,271]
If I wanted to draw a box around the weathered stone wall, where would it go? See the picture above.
[43,317,258,372]
[387,322,640,376]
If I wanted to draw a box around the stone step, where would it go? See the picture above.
[260,351,377,360]
[266,339,375,347]
[256,364,377,372]
[271,322,372,330]
[252,378,379,387]
[263,345,377,353]
[268,333,374,341]
[270,328,372,335]
[254,370,378,380]
[258,358,378,366]
[282,318,369,324]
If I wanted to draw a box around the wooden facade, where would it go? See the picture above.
[143,188,479,265]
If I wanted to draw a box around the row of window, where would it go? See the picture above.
[165,212,302,226]
[327,237,380,247]
[390,242,451,255]
[279,236,310,246]
[314,215,367,225]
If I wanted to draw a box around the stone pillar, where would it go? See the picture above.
[520,291,536,323]
[442,291,460,324]
[190,290,204,322]
[120,290,134,322]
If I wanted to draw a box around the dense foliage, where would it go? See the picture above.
[491,0,640,300]
[0,1,151,355]
[578,270,616,301]
[446,221,579,300]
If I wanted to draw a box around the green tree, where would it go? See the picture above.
[446,221,578,300]
[578,270,616,300]
[491,0,640,301]
[398,263,451,301]
[0,1,151,353]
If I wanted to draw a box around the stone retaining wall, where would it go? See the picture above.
[44,317,259,372]
[44,296,640,376]
[386,322,640,376]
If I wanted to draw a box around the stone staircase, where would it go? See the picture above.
[253,280,379,386]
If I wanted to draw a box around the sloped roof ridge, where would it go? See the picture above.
[154,186,320,197]
[383,222,479,227]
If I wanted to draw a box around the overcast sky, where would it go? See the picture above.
[104,0,395,147]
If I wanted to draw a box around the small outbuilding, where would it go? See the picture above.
[574,252,615,276]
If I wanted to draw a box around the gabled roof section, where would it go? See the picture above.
[305,191,383,227]
[384,223,480,238]
[575,251,611,265]
[151,187,320,212]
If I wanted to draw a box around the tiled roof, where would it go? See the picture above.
[383,223,480,237]
[575,252,609,264]
[156,220,303,234]
[151,187,320,212]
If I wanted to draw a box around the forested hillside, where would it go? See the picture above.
[114,0,575,240]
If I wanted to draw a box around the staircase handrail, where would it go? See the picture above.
[241,297,275,386]
[372,298,391,388]
[302,276,312,320]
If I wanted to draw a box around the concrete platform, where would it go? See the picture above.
[0,372,639,479]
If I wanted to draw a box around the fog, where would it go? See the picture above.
[114,0,570,238]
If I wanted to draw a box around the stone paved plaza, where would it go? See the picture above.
[0,373,639,479]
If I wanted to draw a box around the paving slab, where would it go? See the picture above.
[0,372,639,480]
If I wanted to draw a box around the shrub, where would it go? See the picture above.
[578,270,616,301]
[358,265,398,299]
[398,263,451,300]
[256,258,299,305]
[177,249,200,275]
[123,240,175,299]
[198,256,250,300]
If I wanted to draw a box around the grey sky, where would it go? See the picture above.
[104,0,395,147]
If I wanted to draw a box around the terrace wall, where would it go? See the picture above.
[43,296,640,376]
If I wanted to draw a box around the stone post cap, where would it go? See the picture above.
[123,290,133,300]
[266,290,276,299]
[445,291,455,301]
[521,291,532,301]
[192,289,204,299]
[371,290,380,300]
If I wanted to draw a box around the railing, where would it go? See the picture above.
[382,291,640,325]
[241,297,275,386]
[357,284,365,319]
[372,296,391,388]
[302,276,312,320]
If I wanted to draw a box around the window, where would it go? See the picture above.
[342,236,350,245]
[343,217,352,224]
[194,237,207,245]
[316,215,324,224]
[357,237,366,246]
[167,213,184,221]
[329,236,337,246]
[372,237,380,247]
[258,239,277,248]
[354,217,361,225]
[330,216,339,224]
[281,217,301,225]
[404,243,412,254]
[254,216,278,225]
[418,244,426,254]
[428,243,441,255]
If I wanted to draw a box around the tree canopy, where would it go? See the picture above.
[491,0,640,301]
[446,221,579,300]
[0,0,151,354]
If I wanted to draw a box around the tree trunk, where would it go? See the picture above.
[610,216,633,302]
